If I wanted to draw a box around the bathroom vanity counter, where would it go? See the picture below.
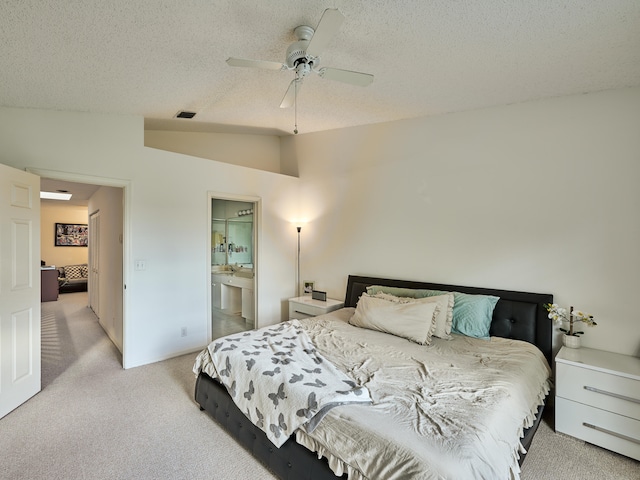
[211,271,254,322]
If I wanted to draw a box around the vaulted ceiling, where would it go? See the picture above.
[1,1,639,136]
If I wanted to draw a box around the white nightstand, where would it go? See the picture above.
[288,296,344,320]
[555,346,640,461]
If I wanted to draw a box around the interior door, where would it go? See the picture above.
[89,210,100,317]
[0,163,41,419]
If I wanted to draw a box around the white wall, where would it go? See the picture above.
[282,87,640,357]
[145,130,282,174]
[5,86,638,366]
[0,107,300,369]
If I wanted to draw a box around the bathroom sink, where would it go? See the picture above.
[234,269,254,278]
[211,267,233,274]
[212,265,253,278]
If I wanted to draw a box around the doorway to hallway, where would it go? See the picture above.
[36,169,127,366]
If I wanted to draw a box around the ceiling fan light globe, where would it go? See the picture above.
[295,63,312,78]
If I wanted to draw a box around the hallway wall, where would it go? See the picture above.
[89,186,124,352]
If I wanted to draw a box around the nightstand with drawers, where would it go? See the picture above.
[555,346,640,461]
[288,296,344,320]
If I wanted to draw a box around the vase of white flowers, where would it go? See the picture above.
[562,332,581,348]
[544,303,597,348]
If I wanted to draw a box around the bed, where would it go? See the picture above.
[194,275,553,479]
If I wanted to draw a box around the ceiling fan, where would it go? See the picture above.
[226,8,374,133]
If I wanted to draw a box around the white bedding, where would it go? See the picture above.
[295,308,551,480]
[196,307,551,479]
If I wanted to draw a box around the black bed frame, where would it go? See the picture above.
[195,275,553,479]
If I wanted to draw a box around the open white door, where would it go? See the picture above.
[0,163,40,419]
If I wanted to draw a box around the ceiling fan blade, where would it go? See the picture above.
[226,57,286,71]
[280,78,303,108]
[306,8,345,57]
[318,67,374,87]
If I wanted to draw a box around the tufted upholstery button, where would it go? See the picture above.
[287,462,292,468]
[214,403,218,408]
[510,318,516,323]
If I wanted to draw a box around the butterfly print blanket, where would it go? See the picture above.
[193,320,372,447]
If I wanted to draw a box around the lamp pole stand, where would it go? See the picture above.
[296,226,301,297]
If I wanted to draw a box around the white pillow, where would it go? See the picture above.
[349,293,440,345]
[372,292,453,339]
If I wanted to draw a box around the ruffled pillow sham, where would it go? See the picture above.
[349,293,440,345]
[372,291,454,339]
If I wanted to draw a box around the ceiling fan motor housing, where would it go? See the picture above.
[286,25,316,69]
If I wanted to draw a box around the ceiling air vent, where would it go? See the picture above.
[175,111,196,119]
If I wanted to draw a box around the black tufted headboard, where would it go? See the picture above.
[345,275,553,365]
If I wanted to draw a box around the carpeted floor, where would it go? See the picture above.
[1,292,637,479]
[521,409,639,479]
[2,292,276,480]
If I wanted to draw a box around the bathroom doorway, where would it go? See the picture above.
[209,194,259,340]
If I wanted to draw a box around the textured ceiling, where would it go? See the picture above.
[1,1,639,136]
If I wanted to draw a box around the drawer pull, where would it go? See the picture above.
[294,310,311,315]
[583,422,640,445]
[584,385,640,404]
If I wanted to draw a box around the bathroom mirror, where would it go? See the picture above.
[211,200,254,268]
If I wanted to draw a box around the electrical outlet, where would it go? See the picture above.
[135,260,146,271]
[181,327,187,337]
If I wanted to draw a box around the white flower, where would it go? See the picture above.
[572,309,597,326]
[546,304,568,323]
[545,303,598,335]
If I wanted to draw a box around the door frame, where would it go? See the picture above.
[208,191,261,342]
[27,168,131,367]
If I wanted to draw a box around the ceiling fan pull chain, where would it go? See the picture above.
[294,75,299,134]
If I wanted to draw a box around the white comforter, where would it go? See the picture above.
[294,308,551,480]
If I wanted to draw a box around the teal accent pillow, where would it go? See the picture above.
[449,292,499,339]
[366,285,499,339]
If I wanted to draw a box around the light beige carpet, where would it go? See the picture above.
[1,292,637,479]
[521,409,639,480]
[1,292,276,480]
